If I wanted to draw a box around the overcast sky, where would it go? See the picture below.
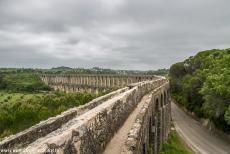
[0,0,229,70]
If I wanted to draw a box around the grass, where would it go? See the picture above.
[0,92,43,103]
[159,130,194,154]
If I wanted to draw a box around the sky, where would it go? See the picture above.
[0,0,229,70]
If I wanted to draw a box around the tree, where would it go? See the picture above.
[225,106,230,125]
[0,74,6,89]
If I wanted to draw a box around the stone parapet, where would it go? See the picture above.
[121,82,171,154]
[22,78,168,154]
[0,88,128,150]
[0,75,171,154]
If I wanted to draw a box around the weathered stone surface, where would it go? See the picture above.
[121,82,171,154]
[0,75,171,154]
[0,88,128,150]
[23,78,169,154]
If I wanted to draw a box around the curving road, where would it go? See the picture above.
[172,102,230,154]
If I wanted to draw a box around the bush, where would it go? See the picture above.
[159,131,193,154]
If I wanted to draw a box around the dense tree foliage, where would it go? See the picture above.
[146,68,169,76]
[0,68,52,92]
[47,67,169,75]
[0,91,99,139]
[0,67,168,76]
[0,74,6,89]
[169,49,230,132]
[0,73,50,92]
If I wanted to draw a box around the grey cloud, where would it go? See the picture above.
[0,0,230,70]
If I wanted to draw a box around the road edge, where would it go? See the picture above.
[172,120,201,154]
[173,100,230,142]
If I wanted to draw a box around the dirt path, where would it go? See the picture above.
[172,102,230,154]
[103,93,151,154]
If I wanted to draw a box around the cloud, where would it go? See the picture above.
[0,0,230,70]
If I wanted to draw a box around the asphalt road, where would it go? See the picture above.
[172,102,230,154]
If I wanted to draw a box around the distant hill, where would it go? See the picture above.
[51,66,73,70]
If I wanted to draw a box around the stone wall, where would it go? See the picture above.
[0,88,128,150]
[23,78,169,154]
[40,74,157,93]
[0,75,171,154]
[121,82,171,154]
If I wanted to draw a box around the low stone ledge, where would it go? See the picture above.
[0,87,128,150]
[50,83,118,93]
[49,83,119,88]
[24,87,139,153]
[121,90,156,154]
[121,82,170,154]
[22,79,167,154]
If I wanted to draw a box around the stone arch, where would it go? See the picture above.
[160,93,164,148]
[155,97,161,152]
[163,90,168,140]
[148,116,153,147]
[149,97,157,154]
[167,88,170,101]
[142,143,146,154]
[164,91,167,105]
[155,97,160,112]
[160,94,163,107]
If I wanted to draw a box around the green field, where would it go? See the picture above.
[0,91,99,139]
[159,130,194,154]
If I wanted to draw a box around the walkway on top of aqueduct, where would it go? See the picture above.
[0,75,171,154]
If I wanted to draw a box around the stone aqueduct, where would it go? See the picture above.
[40,74,159,93]
[0,75,171,154]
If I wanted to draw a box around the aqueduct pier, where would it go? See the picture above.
[0,75,171,154]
